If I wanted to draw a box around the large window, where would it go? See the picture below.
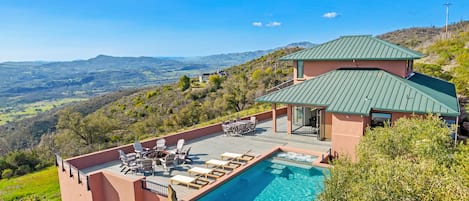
[297,61,304,79]
[371,112,392,127]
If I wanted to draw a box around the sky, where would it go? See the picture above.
[0,0,467,62]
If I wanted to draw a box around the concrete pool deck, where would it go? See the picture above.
[81,115,331,200]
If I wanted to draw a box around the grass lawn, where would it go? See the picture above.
[0,166,60,201]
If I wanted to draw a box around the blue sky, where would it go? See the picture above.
[0,0,467,62]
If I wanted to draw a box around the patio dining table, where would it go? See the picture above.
[226,120,253,135]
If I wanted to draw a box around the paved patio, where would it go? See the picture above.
[81,115,331,200]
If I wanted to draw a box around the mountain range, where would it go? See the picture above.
[0,41,315,108]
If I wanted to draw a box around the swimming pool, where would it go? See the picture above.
[198,152,327,201]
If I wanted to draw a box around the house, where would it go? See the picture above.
[255,35,460,158]
[198,70,228,83]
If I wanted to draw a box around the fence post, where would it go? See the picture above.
[69,165,73,177]
[61,160,65,172]
[86,175,91,191]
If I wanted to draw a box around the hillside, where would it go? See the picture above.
[378,21,468,50]
[52,47,301,157]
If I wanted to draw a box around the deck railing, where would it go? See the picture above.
[55,153,91,191]
[142,178,169,197]
[266,79,293,93]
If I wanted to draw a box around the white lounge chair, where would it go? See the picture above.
[221,152,255,162]
[188,167,225,179]
[205,159,241,170]
[170,175,209,189]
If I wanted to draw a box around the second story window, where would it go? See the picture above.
[297,61,304,79]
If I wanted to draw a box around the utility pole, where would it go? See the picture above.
[444,2,451,37]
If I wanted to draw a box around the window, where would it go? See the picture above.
[297,60,304,79]
[371,113,391,127]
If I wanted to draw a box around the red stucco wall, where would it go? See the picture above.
[330,114,365,160]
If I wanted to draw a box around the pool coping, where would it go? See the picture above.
[183,146,331,201]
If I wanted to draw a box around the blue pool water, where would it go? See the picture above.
[198,153,327,201]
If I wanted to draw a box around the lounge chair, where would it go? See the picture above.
[170,175,209,189]
[154,138,167,151]
[133,141,150,158]
[188,167,225,179]
[220,152,255,162]
[205,159,241,170]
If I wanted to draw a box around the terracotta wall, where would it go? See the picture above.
[330,114,365,160]
[293,60,407,84]
[57,161,93,201]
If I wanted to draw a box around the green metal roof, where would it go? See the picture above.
[256,69,459,116]
[280,35,424,61]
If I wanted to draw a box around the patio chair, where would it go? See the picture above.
[222,124,234,136]
[221,152,255,162]
[133,141,150,158]
[175,139,185,154]
[188,167,225,179]
[160,153,176,172]
[176,146,193,165]
[123,159,140,175]
[154,138,167,151]
[205,159,241,170]
[170,175,209,189]
[118,150,137,172]
[139,159,154,175]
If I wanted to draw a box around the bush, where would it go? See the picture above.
[319,115,469,200]
[2,168,14,179]
[16,165,32,176]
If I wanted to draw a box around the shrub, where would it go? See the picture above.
[2,168,14,179]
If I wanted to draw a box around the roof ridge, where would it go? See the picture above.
[371,37,424,58]
[382,70,458,113]
[279,37,345,60]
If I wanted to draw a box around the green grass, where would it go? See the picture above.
[0,98,87,125]
[0,166,60,201]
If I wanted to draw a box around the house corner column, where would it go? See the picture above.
[272,103,277,132]
[287,104,292,135]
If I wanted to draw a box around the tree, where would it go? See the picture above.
[319,115,469,200]
[208,74,223,89]
[177,75,190,91]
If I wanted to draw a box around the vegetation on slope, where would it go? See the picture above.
[0,166,60,201]
[52,47,300,158]
[319,115,469,200]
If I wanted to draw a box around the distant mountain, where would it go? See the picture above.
[0,42,315,108]
[175,41,315,68]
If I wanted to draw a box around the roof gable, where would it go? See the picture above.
[280,35,424,61]
[256,69,459,116]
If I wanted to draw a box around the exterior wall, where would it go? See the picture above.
[331,114,365,160]
[293,60,408,84]
[57,162,93,201]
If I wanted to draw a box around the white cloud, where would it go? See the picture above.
[252,22,263,27]
[323,12,338,19]
[266,21,281,27]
